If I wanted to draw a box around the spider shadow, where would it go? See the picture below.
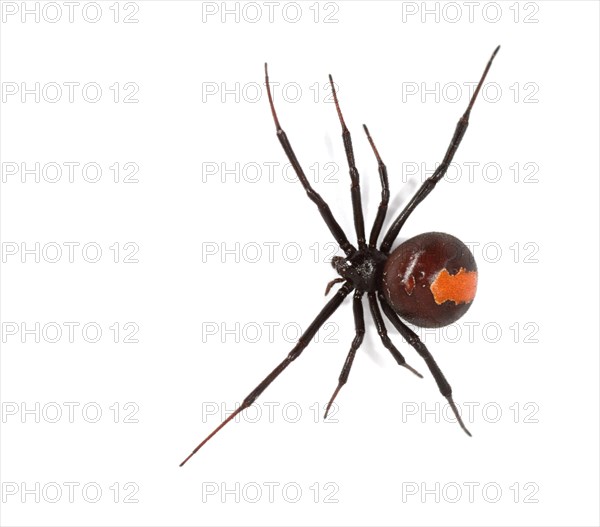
[386,177,419,232]
[361,320,385,368]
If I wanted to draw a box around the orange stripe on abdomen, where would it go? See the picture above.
[430,268,477,305]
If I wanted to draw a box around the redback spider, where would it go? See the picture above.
[180,46,500,466]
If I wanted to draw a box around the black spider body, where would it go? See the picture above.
[180,47,500,466]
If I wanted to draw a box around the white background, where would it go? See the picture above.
[1,1,599,526]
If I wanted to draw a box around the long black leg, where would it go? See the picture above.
[324,290,365,418]
[378,292,471,436]
[265,64,356,257]
[329,75,366,249]
[363,124,389,248]
[367,293,423,378]
[179,281,354,466]
[380,46,500,254]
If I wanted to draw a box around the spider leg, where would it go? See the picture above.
[380,46,500,254]
[179,281,354,466]
[367,293,423,378]
[324,277,345,296]
[324,290,365,419]
[362,124,390,248]
[378,292,472,436]
[265,64,356,257]
[329,75,366,249]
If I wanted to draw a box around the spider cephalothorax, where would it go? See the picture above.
[331,249,387,293]
[180,46,500,467]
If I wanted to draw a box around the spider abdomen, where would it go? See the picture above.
[382,232,477,328]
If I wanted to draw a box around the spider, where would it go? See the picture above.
[180,46,500,466]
